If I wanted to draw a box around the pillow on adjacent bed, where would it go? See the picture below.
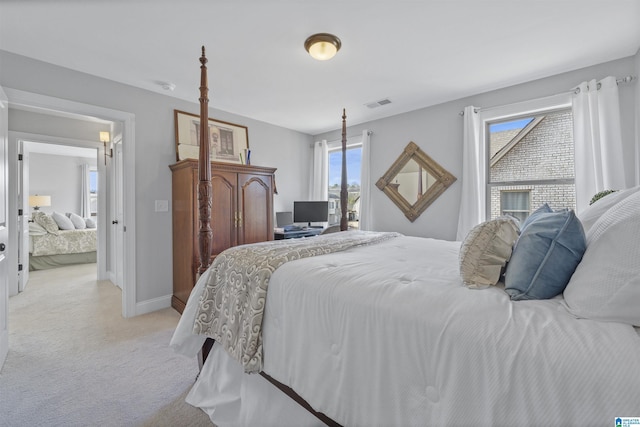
[32,211,59,235]
[563,190,640,326]
[67,212,86,229]
[504,208,586,300]
[459,216,520,289]
[85,217,97,229]
[28,221,48,236]
[51,211,75,230]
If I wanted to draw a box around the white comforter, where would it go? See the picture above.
[172,234,640,427]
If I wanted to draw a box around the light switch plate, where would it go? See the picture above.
[155,200,169,212]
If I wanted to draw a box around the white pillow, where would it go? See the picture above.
[28,221,48,236]
[85,217,96,229]
[51,211,75,230]
[67,212,86,229]
[577,185,640,234]
[459,216,520,289]
[563,190,640,326]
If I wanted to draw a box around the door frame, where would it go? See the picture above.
[0,85,9,370]
[5,88,137,318]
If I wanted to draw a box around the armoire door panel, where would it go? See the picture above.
[238,174,273,245]
[211,171,237,257]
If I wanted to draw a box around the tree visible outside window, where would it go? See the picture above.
[328,145,361,228]
[487,109,575,223]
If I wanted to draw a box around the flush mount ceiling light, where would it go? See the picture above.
[304,33,341,61]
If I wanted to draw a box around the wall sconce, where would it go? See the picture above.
[100,131,112,165]
[304,33,341,61]
[29,194,51,211]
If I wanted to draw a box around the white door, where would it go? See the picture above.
[114,143,124,289]
[0,86,10,370]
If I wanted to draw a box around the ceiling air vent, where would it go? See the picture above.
[365,98,392,109]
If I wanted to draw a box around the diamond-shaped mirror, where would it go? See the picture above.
[376,141,456,222]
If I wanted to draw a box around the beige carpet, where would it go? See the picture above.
[0,263,213,426]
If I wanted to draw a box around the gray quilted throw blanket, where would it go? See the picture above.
[193,230,400,373]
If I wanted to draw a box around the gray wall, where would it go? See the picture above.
[315,55,639,241]
[2,48,637,309]
[29,152,97,217]
[1,50,313,304]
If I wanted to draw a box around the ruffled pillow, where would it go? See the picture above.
[459,216,520,289]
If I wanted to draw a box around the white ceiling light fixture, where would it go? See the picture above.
[304,33,341,61]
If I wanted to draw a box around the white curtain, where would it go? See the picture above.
[456,106,484,241]
[358,130,372,231]
[80,163,91,217]
[572,76,626,213]
[310,140,328,200]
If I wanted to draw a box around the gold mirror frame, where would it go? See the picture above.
[376,141,456,222]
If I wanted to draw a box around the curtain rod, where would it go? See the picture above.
[459,75,636,116]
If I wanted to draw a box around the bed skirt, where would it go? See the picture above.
[29,252,97,271]
[186,341,321,427]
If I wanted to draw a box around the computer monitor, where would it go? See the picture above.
[293,201,329,227]
[275,211,293,227]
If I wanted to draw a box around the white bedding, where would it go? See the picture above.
[172,234,640,427]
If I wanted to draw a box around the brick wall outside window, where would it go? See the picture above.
[489,110,575,220]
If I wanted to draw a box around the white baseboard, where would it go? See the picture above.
[135,294,172,316]
[0,330,8,371]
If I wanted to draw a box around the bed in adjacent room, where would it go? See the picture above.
[171,48,640,426]
[29,211,97,270]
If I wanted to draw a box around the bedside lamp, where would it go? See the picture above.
[29,195,51,211]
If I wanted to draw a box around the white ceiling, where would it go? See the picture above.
[1,0,639,135]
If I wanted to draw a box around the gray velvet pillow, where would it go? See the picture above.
[51,211,75,230]
[67,212,86,229]
[459,216,520,288]
[505,210,586,300]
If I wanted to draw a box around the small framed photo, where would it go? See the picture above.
[174,109,249,164]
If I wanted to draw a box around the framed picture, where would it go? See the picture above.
[174,109,249,164]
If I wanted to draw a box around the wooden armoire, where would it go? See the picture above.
[170,159,276,313]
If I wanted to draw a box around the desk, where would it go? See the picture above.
[274,228,323,240]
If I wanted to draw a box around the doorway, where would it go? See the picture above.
[5,88,136,318]
[17,139,102,293]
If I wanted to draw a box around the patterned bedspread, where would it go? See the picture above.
[30,229,97,256]
[193,230,400,373]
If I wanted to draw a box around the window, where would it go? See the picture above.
[486,106,575,223]
[500,190,530,223]
[328,144,362,228]
[89,169,98,216]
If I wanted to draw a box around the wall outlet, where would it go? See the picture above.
[155,200,169,212]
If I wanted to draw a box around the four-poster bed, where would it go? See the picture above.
[171,47,640,426]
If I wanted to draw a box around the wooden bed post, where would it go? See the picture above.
[197,46,213,277]
[194,50,344,424]
[340,109,348,231]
